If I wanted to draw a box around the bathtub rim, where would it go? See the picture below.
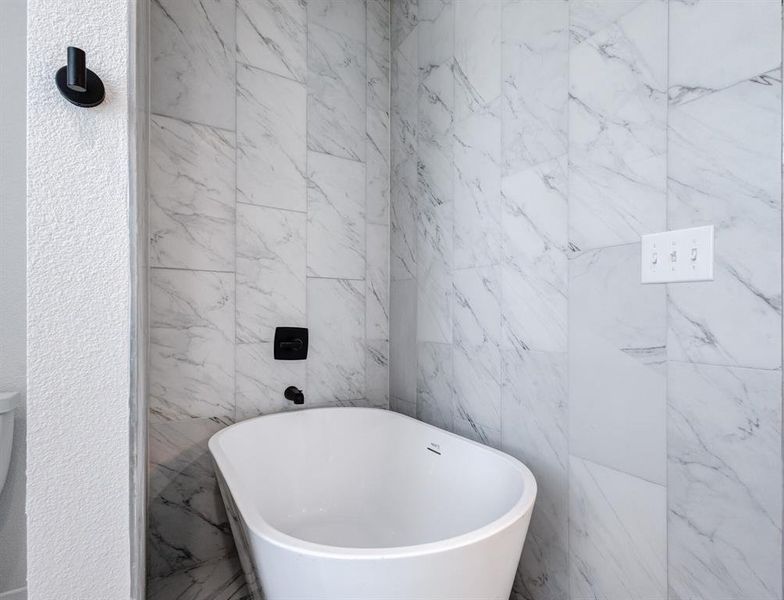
[209,406,537,560]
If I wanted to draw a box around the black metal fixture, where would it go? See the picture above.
[56,47,105,108]
[274,327,308,360]
[284,386,305,405]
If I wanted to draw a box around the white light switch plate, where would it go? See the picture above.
[641,225,714,284]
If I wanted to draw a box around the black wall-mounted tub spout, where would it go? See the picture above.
[56,47,105,108]
[284,386,305,405]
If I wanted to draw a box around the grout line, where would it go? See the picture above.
[150,111,236,134]
[149,265,234,275]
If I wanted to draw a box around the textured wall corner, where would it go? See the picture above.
[26,1,133,598]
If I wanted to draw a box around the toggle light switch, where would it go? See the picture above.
[641,225,714,284]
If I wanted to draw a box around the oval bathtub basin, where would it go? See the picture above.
[209,407,537,600]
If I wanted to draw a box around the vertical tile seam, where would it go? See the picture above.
[232,0,238,425]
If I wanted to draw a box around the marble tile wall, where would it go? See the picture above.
[148,1,390,598]
[390,1,783,599]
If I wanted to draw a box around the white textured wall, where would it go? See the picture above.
[27,0,133,598]
[0,0,28,593]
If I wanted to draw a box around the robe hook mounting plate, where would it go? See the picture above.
[56,46,105,108]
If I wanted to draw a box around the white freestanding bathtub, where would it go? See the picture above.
[209,407,537,600]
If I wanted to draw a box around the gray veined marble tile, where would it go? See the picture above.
[668,0,781,105]
[366,223,390,341]
[235,341,306,419]
[390,396,417,419]
[307,152,366,280]
[453,267,500,349]
[307,279,366,403]
[668,362,782,600]
[453,100,502,270]
[150,269,235,421]
[390,31,418,281]
[569,456,667,600]
[569,243,666,485]
[501,157,568,355]
[667,73,782,370]
[415,342,453,431]
[147,554,248,600]
[236,0,307,82]
[417,0,453,72]
[390,279,417,402]
[308,0,367,41]
[502,350,568,600]
[151,0,235,129]
[366,339,390,408]
[569,0,645,47]
[149,114,235,272]
[236,203,306,345]
[236,63,306,212]
[501,0,568,175]
[367,0,391,115]
[416,196,453,344]
[307,14,367,162]
[453,340,501,434]
[391,0,417,51]
[148,417,236,579]
[454,0,501,119]
[453,416,500,450]
[568,0,667,250]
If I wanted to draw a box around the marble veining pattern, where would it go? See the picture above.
[150,114,236,272]
[307,151,366,279]
[236,0,307,82]
[668,361,782,600]
[151,0,236,129]
[149,268,235,422]
[236,63,307,212]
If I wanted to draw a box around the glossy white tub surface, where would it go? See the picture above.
[209,407,537,600]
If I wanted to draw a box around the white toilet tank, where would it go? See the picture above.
[0,392,19,495]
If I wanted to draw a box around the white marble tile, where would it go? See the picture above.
[569,243,666,485]
[236,64,306,212]
[151,0,235,129]
[454,0,501,118]
[669,0,781,104]
[453,267,500,348]
[569,0,644,46]
[307,152,366,279]
[391,32,418,280]
[390,395,416,419]
[568,0,667,250]
[569,152,666,252]
[502,350,569,600]
[416,198,453,345]
[307,279,366,403]
[569,457,667,600]
[308,0,366,41]
[501,0,569,175]
[308,12,367,161]
[367,0,391,230]
[148,417,235,578]
[453,101,502,270]
[366,339,389,408]
[235,342,306,419]
[417,0,453,71]
[366,223,390,341]
[668,74,782,370]
[391,0,417,51]
[149,115,235,272]
[453,416,501,450]
[236,203,306,345]
[150,269,235,421]
[453,341,501,433]
[367,0,391,114]
[668,362,782,600]
[236,0,307,82]
[416,342,453,431]
[147,554,248,600]
[501,157,568,355]
[390,279,417,402]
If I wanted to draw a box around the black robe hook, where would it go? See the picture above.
[55,47,105,108]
